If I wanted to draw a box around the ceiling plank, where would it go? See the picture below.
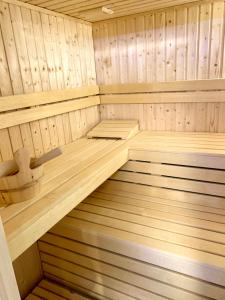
[15,0,206,22]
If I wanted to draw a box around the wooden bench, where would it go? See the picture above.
[39,132,225,300]
[0,137,128,261]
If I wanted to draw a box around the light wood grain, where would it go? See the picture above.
[87,119,139,139]
[94,1,225,132]
[0,217,20,300]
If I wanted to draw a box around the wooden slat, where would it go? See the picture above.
[100,79,225,94]
[25,295,42,300]
[38,279,92,300]
[40,233,225,299]
[42,258,162,300]
[0,85,99,112]
[0,217,20,300]
[129,149,225,168]
[50,216,225,286]
[99,179,225,211]
[1,0,90,23]
[100,91,225,104]
[2,138,128,261]
[87,119,139,139]
[44,264,135,300]
[32,286,65,300]
[93,2,225,133]
[112,169,225,197]
[39,245,204,300]
[122,161,225,183]
[0,96,100,129]
[85,195,225,238]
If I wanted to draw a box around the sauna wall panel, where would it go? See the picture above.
[0,0,98,161]
[93,0,225,132]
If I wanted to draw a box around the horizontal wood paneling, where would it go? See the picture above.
[0,85,99,112]
[94,0,225,132]
[0,0,98,160]
[100,79,225,93]
[0,96,100,129]
[100,91,225,104]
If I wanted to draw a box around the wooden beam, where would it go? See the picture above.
[0,217,20,300]
[100,79,225,94]
[100,91,225,104]
[0,85,99,112]
[0,96,100,129]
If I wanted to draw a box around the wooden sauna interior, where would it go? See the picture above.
[1,0,225,299]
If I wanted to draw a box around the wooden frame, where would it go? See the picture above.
[0,217,20,300]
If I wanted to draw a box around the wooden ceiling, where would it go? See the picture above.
[18,0,200,22]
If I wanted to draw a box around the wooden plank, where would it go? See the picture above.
[198,2,211,79]
[165,9,176,81]
[0,85,99,112]
[100,91,225,104]
[0,217,20,300]
[39,279,92,300]
[50,216,225,286]
[209,1,224,78]
[13,243,43,299]
[129,149,225,169]
[41,256,163,300]
[85,195,225,237]
[32,286,65,300]
[0,96,100,129]
[87,119,139,140]
[1,0,91,23]
[100,177,225,210]
[3,139,128,260]
[74,203,225,255]
[100,79,225,94]
[39,245,204,300]
[121,160,225,184]
[25,295,42,300]
[186,4,199,80]
[43,264,135,300]
[40,233,225,299]
[155,11,166,81]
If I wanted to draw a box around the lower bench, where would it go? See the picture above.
[38,143,225,300]
[26,279,92,300]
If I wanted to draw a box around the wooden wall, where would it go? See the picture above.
[93,0,225,132]
[0,0,98,161]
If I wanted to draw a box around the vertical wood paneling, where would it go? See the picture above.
[186,5,199,80]
[145,13,155,82]
[165,9,176,81]
[155,12,166,81]
[0,0,98,161]
[94,1,225,84]
[198,3,212,79]
[94,0,225,132]
[209,1,225,78]
[176,8,187,80]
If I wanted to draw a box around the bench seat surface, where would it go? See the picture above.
[0,137,128,260]
[39,131,225,300]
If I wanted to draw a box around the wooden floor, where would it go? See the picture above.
[0,137,128,261]
[39,131,225,300]
[26,279,92,300]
